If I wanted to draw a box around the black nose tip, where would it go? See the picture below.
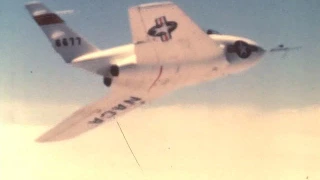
[258,46,266,54]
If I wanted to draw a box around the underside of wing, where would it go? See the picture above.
[128,2,223,64]
[36,90,146,142]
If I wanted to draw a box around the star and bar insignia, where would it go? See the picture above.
[147,16,178,42]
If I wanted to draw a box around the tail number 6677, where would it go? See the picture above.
[55,37,81,47]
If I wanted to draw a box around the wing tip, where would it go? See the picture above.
[35,130,62,143]
[130,1,174,10]
[25,1,41,6]
[35,128,80,143]
[35,135,52,143]
[35,136,63,143]
[35,131,73,143]
[35,138,47,143]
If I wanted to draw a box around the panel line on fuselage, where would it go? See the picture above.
[148,65,163,91]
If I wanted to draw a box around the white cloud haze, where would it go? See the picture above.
[0,104,319,180]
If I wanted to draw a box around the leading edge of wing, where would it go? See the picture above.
[36,94,146,143]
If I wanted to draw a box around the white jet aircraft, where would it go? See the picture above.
[26,2,265,142]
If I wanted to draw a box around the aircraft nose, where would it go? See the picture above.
[257,46,266,57]
[248,44,265,61]
[258,46,265,53]
[250,44,265,57]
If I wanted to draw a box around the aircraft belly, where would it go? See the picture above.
[112,64,158,91]
[173,55,226,87]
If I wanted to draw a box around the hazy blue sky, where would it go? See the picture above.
[1,1,320,180]
[1,0,319,124]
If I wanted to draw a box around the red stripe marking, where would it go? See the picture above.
[161,34,168,41]
[160,35,165,41]
[33,13,64,25]
[163,16,167,22]
[159,17,163,25]
[164,34,168,41]
[148,66,163,91]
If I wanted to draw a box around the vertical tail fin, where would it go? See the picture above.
[25,2,99,63]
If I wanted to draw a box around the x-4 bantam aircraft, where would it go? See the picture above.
[26,1,265,142]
